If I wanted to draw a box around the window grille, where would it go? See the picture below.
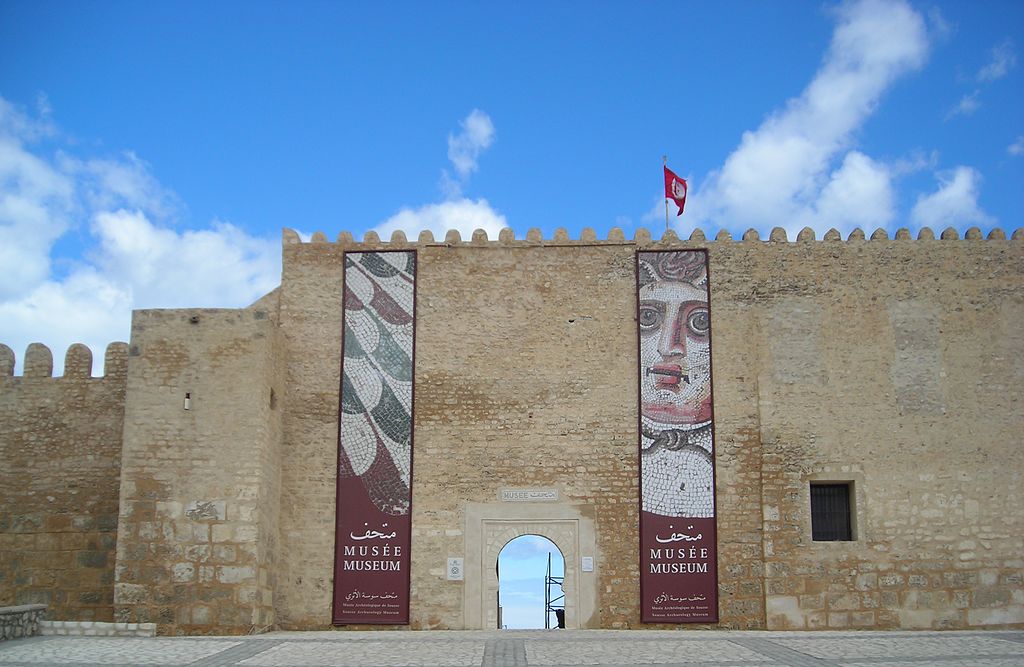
[810,483,853,541]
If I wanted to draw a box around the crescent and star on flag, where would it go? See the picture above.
[664,164,687,217]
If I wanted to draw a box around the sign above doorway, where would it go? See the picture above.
[500,489,559,502]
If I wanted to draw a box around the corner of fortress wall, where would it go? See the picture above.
[112,298,283,634]
[2,223,1022,633]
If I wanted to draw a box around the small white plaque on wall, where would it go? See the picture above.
[500,489,558,502]
[581,556,594,572]
[447,558,464,581]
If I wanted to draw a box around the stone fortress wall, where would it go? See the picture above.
[0,343,127,621]
[1,224,1021,635]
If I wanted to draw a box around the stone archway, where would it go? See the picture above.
[497,534,565,629]
[464,502,598,629]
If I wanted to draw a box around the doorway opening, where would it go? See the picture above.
[496,534,565,629]
[464,505,596,629]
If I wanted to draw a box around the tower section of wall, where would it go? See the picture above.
[0,342,127,621]
[752,236,1024,630]
[112,300,282,635]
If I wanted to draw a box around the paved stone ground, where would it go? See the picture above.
[1,630,1022,667]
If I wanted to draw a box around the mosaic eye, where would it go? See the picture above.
[639,303,663,330]
[687,308,709,337]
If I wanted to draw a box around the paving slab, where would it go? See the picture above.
[1,629,1022,667]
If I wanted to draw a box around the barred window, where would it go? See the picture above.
[810,482,853,541]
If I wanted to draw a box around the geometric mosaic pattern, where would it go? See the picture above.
[340,251,416,516]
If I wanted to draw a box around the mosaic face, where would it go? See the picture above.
[339,251,416,516]
[638,251,715,518]
[638,252,712,429]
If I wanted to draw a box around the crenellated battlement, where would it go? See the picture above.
[2,214,1022,634]
[283,225,1022,248]
[1,342,126,624]
[0,342,128,379]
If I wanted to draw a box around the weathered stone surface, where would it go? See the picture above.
[0,604,47,641]
[0,347,126,622]
[112,306,282,635]
[2,229,1021,634]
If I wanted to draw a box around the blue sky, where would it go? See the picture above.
[498,535,565,630]
[1,0,1022,373]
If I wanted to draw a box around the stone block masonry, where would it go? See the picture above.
[271,224,1022,632]
[112,301,282,635]
[1,223,1021,634]
[38,620,156,637]
[0,343,127,622]
[0,604,47,640]
[750,234,1024,631]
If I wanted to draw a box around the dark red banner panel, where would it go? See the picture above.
[333,251,416,624]
[636,250,719,623]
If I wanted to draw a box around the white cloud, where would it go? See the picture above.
[643,190,692,230]
[374,198,507,241]
[686,0,928,237]
[1,211,277,376]
[502,535,561,558]
[0,96,57,141]
[977,39,1017,82]
[438,169,463,200]
[910,167,993,230]
[925,7,953,42]
[811,151,895,234]
[60,151,180,221]
[0,95,279,375]
[447,109,495,179]
[943,41,1015,122]
[35,92,53,119]
[0,268,131,376]
[440,109,496,199]
[0,109,75,299]
[91,210,277,309]
[946,90,980,119]
[1008,136,1024,156]
[890,149,939,176]
[379,112,506,242]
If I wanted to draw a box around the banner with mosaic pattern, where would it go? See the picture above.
[636,250,719,623]
[333,250,416,624]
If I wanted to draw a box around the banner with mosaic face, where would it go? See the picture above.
[333,251,416,624]
[636,250,718,623]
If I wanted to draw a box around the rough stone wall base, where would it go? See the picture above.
[0,605,46,641]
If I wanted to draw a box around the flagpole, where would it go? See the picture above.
[662,155,669,232]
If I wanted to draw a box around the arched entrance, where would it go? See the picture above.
[463,502,598,629]
[497,535,565,629]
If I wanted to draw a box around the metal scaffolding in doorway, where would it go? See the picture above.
[544,551,565,629]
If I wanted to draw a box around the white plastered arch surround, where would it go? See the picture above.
[463,502,599,629]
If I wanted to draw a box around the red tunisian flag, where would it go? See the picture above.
[664,166,687,216]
